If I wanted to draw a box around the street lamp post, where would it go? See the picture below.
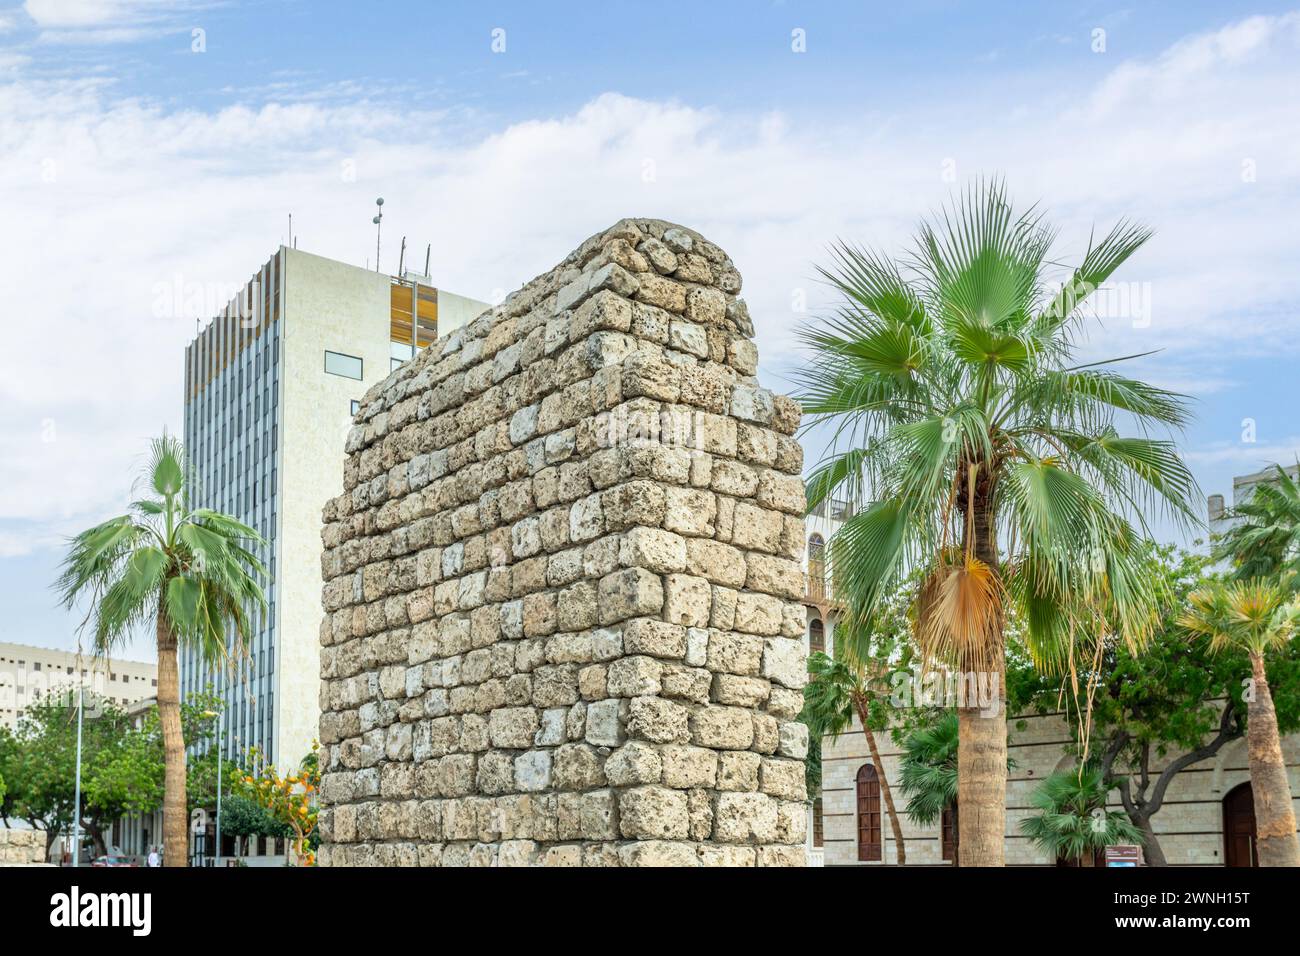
[71,679,84,867]
[203,706,224,867]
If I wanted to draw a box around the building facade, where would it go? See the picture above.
[180,247,486,768]
[820,706,1300,866]
[801,495,853,864]
[0,641,156,732]
[816,476,1300,866]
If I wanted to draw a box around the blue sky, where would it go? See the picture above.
[2,1,1299,659]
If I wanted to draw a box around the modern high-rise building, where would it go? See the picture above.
[180,246,487,767]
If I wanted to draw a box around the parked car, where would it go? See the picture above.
[90,855,138,867]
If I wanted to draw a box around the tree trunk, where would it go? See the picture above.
[957,494,1006,866]
[86,821,107,859]
[1245,652,1300,867]
[854,697,906,864]
[1137,814,1167,866]
[157,599,188,868]
[951,803,960,867]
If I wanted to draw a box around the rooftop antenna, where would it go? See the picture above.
[398,236,407,276]
[288,212,293,249]
[424,243,431,277]
[372,197,384,272]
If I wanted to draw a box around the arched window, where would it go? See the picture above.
[809,618,825,655]
[807,535,827,602]
[856,764,882,862]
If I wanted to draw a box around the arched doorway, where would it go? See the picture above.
[1223,782,1258,867]
[856,764,882,862]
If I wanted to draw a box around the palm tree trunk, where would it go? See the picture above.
[1245,652,1300,867]
[853,697,906,863]
[958,496,1006,866]
[156,598,188,867]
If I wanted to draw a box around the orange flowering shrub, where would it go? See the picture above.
[235,741,320,866]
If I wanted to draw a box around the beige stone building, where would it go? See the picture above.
[819,705,1300,866]
[181,247,486,769]
[0,641,156,731]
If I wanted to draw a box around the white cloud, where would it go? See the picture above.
[22,0,207,42]
[1184,438,1300,470]
[1,12,1299,555]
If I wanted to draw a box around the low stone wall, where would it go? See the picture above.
[317,218,809,866]
[0,828,47,866]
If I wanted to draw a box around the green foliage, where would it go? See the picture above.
[55,432,267,675]
[798,180,1197,682]
[804,732,822,796]
[1180,577,1299,660]
[8,692,129,845]
[1,688,240,846]
[0,726,17,820]
[898,712,958,826]
[1013,545,1300,757]
[1020,766,1144,861]
[220,793,290,840]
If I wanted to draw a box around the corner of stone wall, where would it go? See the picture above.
[0,828,48,866]
[317,218,808,867]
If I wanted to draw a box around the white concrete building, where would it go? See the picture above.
[1207,462,1299,542]
[180,247,487,768]
[0,641,156,732]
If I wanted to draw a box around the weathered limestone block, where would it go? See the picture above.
[319,219,805,867]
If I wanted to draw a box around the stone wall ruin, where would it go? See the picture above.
[317,218,809,866]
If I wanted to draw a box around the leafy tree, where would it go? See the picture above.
[81,707,162,856]
[221,793,286,839]
[1010,545,1300,865]
[234,743,321,866]
[0,726,17,825]
[9,692,127,857]
[1020,766,1143,865]
[56,435,266,866]
[800,182,1198,864]
[1180,579,1300,866]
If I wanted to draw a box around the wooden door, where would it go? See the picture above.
[1223,783,1258,867]
[941,802,958,863]
[856,764,882,861]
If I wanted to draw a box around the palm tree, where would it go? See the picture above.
[56,435,265,867]
[898,712,959,864]
[1180,579,1300,866]
[803,651,907,862]
[1020,765,1143,865]
[1214,463,1300,583]
[800,181,1199,865]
